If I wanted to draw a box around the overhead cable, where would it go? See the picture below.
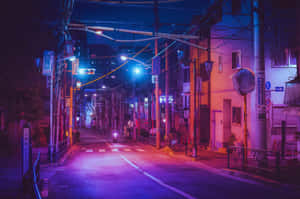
[80,43,151,87]
[87,0,184,5]
[69,27,207,50]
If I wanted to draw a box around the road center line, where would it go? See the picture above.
[120,155,197,199]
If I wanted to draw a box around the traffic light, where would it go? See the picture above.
[77,68,96,75]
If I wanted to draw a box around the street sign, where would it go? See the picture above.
[66,98,71,107]
[275,86,284,92]
[72,59,79,75]
[46,76,51,88]
[257,77,264,105]
[22,125,31,176]
[42,50,55,76]
[265,81,271,90]
[232,68,255,96]
[152,75,158,84]
[78,68,96,75]
[153,56,160,75]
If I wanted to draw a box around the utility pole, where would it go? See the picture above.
[69,86,73,146]
[243,95,248,163]
[165,42,170,145]
[133,78,137,141]
[207,28,212,149]
[49,57,54,162]
[192,59,197,157]
[56,87,61,154]
[69,61,74,146]
[154,0,160,149]
[253,0,266,150]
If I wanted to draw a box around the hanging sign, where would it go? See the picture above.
[42,50,55,76]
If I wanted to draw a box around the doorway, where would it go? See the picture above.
[223,99,232,147]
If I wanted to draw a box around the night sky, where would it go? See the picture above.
[2,0,210,90]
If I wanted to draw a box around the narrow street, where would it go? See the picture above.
[41,129,299,199]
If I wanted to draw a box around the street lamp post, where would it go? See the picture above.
[120,56,151,69]
[165,42,170,145]
[154,0,160,149]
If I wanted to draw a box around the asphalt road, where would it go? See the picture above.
[42,129,300,199]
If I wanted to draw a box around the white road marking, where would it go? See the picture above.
[136,148,145,152]
[112,148,119,152]
[99,149,106,152]
[124,148,131,152]
[110,144,126,148]
[86,149,93,152]
[120,155,197,199]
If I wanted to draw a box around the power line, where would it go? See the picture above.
[80,43,151,87]
[87,0,184,5]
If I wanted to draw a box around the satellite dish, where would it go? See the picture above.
[232,68,255,96]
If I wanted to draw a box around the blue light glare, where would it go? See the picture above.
[120,55,127,61]
[79,68,85,75]
[69,56,76,62]
[134,67,141,75]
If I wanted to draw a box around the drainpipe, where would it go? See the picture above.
[253,0,267,151]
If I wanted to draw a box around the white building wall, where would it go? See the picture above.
[209,0,254,151]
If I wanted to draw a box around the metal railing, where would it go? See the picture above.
[227,146,299,178]
[33,152,42,199]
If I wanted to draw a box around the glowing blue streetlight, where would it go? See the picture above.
[120,55,127,61]
[69,56,76,62]
[95,30,103,35]
[133,67,141,75]
[78,68,85,75]
[76,81,82,88]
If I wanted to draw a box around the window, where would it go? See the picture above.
[183,68,190,82]
[271,48,297,67]
[218,55,223,73]
[232,51,241,69]
[232,107,241,124]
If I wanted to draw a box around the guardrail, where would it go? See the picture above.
[33,152,42,199]
[227,146,299,178]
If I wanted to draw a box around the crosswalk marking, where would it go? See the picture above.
[96,148,146,153]
[86,149,93,152]
[136,149,145,152]
[124,149,131,152]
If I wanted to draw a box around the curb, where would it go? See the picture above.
[221,168,300,191]
[38,145,80,199]
[39,144,80,168]
[222,168,280,184]
[140,142,300,189]
[58,144,79,165]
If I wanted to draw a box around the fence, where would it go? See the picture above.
[227,146,299,179]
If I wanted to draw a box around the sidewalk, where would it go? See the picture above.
[0,150,24,199]
[139,138,300,188]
